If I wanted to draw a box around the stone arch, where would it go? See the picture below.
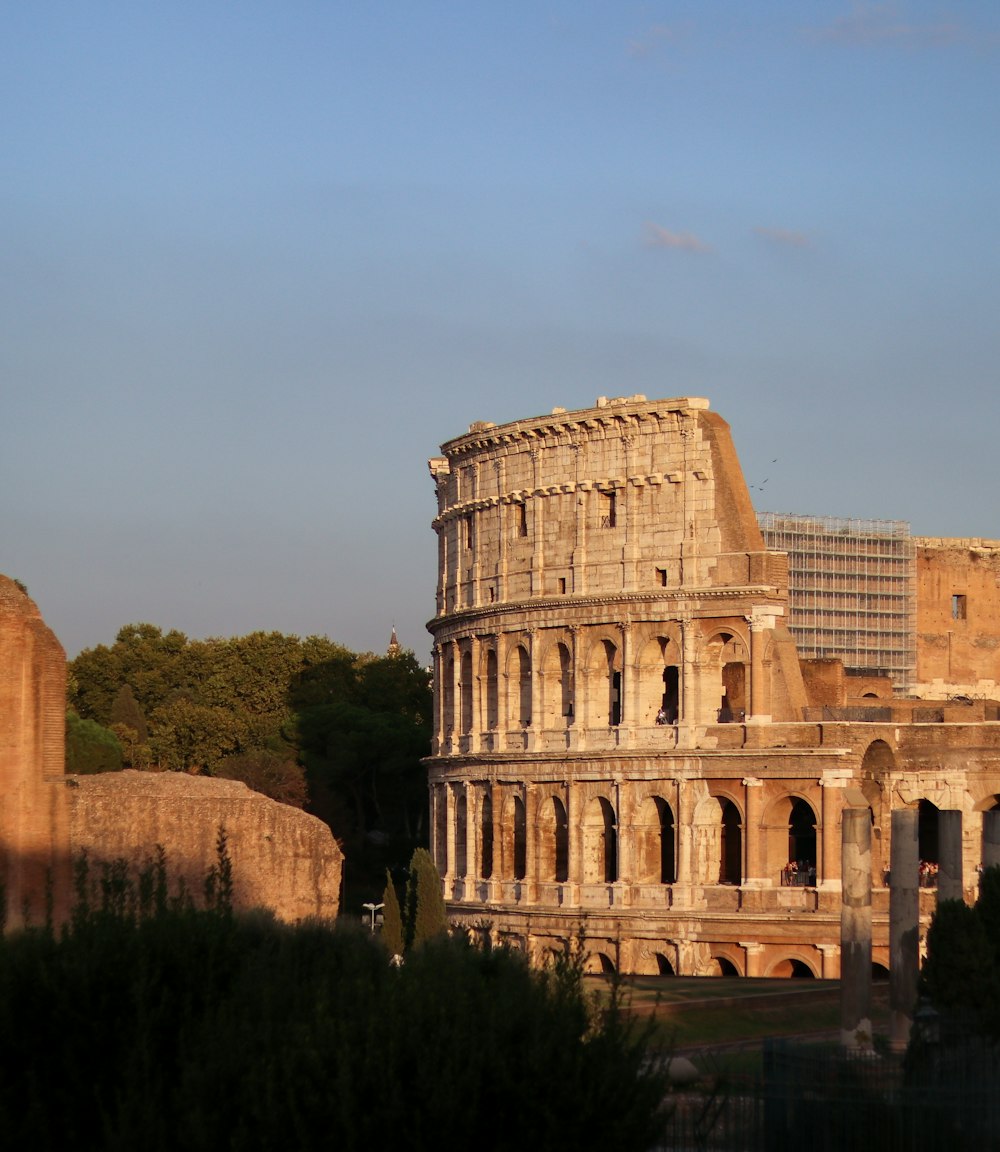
[636,632,681,725]
[460,648,473,734]
[537,793,569,883]
[455,790,468,876]
[634,794,676,884]
[582,794,618,883]
[481,646,498,731]
[705,949,743,977]
[443,649,456,735]
[584,949,617,976]
[720,796,743,884]
[500,792,527,881]
[764,793,818,885]
[434,785,448,875]
[540,639,573,729]
[656,954,676,976]
[506,643,531,728]
[704,628,749,723]
[861,739,896,774]
[585,635,621,728]
[767,955,818,979]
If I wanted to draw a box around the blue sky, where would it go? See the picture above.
[3,1,998,660]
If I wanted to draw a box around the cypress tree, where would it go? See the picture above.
[404,848,448,950]
[381,870,404,957]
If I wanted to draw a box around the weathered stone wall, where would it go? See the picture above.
[0,572,343,927]
[67,772,341,921]
[915,538,1000,699]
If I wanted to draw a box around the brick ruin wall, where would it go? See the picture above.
[0,574,342,928]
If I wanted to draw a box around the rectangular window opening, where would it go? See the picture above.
[517,502,528,537]
[558,577,567,595]
[656,567,667,587]
[952,594,967,621]
[600,490,617,529]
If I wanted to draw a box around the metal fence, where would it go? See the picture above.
[655,1032,1000,1151]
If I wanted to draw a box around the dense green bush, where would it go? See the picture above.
[0,859,668,1151]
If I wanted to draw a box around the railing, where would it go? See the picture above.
[780,866,816,887]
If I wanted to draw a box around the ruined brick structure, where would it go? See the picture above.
[0,575,342,928]
[426,397,1000,977]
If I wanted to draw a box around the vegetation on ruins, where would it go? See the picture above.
[919,864,1000,1037]
[0,848,669,1152]
[67,624,432,872]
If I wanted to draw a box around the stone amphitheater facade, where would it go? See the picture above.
[426,396,1000,977]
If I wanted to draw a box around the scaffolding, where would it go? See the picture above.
[758,512,917,694]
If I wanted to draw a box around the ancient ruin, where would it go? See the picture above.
[0,574,342,927]
[426,396,1000,976]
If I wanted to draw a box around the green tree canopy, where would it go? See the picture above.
[65,712,123,775]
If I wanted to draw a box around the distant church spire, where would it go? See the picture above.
[387,625,400,657]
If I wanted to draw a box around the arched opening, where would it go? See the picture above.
[635,795,676,884]
[656,954,676,976]
[513,794,526,881]
[585,952,617,976]
[636,634,681,724]
[588,639,621,728]
[583,796,618,883]
[662,666,679,723]
[443,652,456,734]
[919,799,939,886]
[872,963,890,982]
[434,787,448,876]
[542,642,573,728]
[721,661,745,722]
[455,792,467,876]
[484,648,498,730]
[786,799,817,885]
[480,791,493,879]
[705,631,749,724]
[720,798,742,885]
[712,956,740,977]
[460,649,473,734]
[861,739,895,774]
[513,645,531,727]
[537,795,569,883]
[771,958,816,979]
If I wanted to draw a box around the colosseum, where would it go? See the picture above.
[426,395,1000,978]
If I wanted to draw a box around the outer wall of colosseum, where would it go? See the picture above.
[915,539,1000,700]
[0,574,342,928]
[426,397,1000,978]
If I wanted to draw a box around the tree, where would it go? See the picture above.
[381,869,405,957]
[214,750,308,809]
[65,712,123,774]
[404,848,448,950]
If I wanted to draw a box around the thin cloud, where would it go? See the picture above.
[644,222,711,253]
[805,2,962,48]
[627,23,690,60]
[754,226,810,248]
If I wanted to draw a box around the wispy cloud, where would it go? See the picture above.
[627,23,690,60]
[805,2,962,48]
[754,226,810,248]
[644,222,711,253]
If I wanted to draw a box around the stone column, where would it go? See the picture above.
[489,782,503,900]
[841,806,873,1051]
[820,777,845,890]
[672,780,695,909]
[938,809,964,903]
[743,778,764,885]
[525,783,539,903]
[677,618,698,747]
[567,625,580,750]
[817,944,840,980]
[742,941,766,977]
[465,781,477,889]
[444,784,457,895]
[983,809,1000,870]
[566,780,582,906]
[746,609,778,724]
[431,644,443,755]
[890,807,920,1053]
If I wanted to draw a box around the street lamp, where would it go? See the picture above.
[362,902,384,933]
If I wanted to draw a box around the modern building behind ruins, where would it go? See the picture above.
[426,396,1000,977]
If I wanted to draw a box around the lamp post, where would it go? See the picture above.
[362,902,384,933]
